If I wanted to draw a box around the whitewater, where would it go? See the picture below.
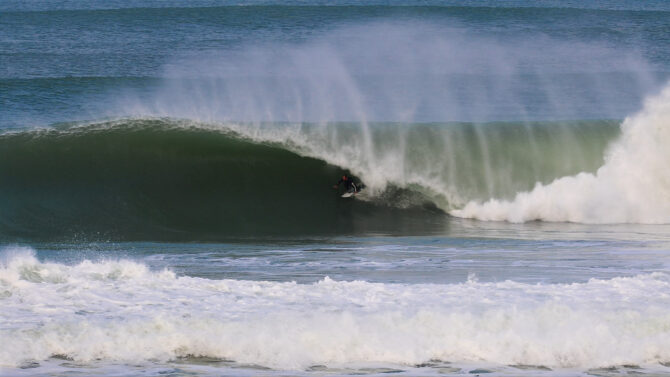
[4,244,670,376]
[453,84,670,223]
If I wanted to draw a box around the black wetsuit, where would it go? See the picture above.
[337,177,358,192]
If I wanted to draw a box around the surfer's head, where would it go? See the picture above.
[342,175,348,180]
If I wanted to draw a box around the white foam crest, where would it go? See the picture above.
[3,254,670,370]
[0,247,39,294]
[453,83,670,223]
[0,247,175,286]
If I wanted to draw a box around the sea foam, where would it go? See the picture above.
[453,83,670,223]
[2,248,670,370]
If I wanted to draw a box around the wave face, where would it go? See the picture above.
[103,20,667,226]
[3,247,670,371]
[0,120,451,241]
[3,14,667,229]
[0,118,618,240]
[453,84,670,224]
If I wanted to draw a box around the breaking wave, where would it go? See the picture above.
[2,247,670,371]
[453,83,670,224]
[0,117,617,240]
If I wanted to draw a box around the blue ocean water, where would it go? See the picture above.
[3,2,670,376]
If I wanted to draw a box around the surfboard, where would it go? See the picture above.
[341,191,356,198]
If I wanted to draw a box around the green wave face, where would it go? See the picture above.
[0,120,445,241]
[0,118,619,241]
[320,120,619,206]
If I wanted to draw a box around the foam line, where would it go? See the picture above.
[2,248,670,369]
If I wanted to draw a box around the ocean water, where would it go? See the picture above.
[3,1,670,376]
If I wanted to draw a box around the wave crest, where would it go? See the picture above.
[453,83,670,223]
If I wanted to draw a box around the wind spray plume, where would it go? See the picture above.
[119,21,659,211]
[127,21,658,123]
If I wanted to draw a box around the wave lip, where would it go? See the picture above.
[2,249,670,371]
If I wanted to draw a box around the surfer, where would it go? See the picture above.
[333,175,359,194]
